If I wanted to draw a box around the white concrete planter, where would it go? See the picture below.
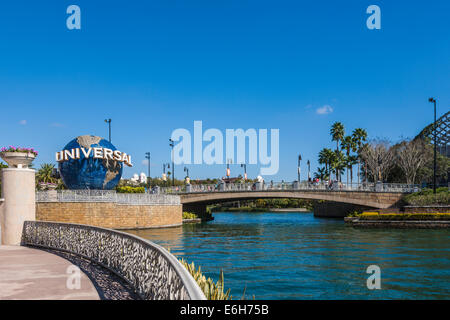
[46,184,57,190]
[0,152,36,168]
[38,182,48,190]
[38,182,57,190]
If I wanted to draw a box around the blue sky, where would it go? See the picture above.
[0,1,449,180]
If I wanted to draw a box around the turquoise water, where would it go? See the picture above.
[126,212,450,299]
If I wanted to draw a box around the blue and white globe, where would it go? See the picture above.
[58,135,123,190]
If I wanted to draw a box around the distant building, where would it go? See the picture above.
[130,172,147,184]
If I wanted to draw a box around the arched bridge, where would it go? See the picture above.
[162,182,418,218]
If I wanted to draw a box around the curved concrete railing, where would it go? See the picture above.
[21,221,206,300]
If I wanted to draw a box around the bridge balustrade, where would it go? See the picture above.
[36,190,180,205]
[160,182,419,194]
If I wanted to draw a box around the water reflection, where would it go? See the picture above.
[124,212,450,299]
[125,226,184,253]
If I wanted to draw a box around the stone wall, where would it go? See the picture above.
[36,202,182,229]
[373,206,450,214]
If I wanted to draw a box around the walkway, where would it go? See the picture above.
[0,245,99,300]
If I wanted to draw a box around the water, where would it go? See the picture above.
[126,212,450,299]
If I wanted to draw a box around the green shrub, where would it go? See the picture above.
[403,188,450,206]
[116,186,145,193]
[179,258,231,300]
[359,212,450,220]
[182,212,199,219]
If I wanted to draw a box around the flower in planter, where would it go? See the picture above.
[0,146,38,156]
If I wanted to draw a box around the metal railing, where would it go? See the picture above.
[21,221,206,300]
[161,182,420,194]
[36,190,180,205]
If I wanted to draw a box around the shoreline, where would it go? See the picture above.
[267,208,310,212]
[212,207,311,213]
[182,218,202,224]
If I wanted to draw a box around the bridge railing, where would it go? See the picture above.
[36,190,180,205]
[21,220,206,300]
[160,182,420,194]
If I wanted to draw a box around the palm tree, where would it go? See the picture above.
[347,155,358,186]
[37,163,56,184]
[341,136,357,186]
[330,122,345,152]
[352,128,368,184]
[330,122,345,181]
[318,148,334,182]
[330,150,346,181]
[314,167,328,181]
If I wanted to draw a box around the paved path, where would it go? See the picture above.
[0,245,99,300]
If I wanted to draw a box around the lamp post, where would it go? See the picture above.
[169,139,175,186]
[145,152,150,190]
[226,158,232,178]
[297,154,302,182]
[307,160,310,181]
[428,97,437,194]
[241,163,247,180]
[104,119,111,142]
[162,163,167,185]
[163,163,170,186]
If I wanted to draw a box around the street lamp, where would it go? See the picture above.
[169,139,175,186]
[145,152,150,190]
[241,163,247,180]
[298,154,302,182]
[104,119,111,142]
[226,158,232,178]
[429,97,437,194]
[163,163,170,185]
[307,160,310,181]
[184,166,190,184]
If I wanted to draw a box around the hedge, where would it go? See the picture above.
[358,212,450,221]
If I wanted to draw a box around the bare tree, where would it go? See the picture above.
[396,139,431,184]
[360,139,395,182]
